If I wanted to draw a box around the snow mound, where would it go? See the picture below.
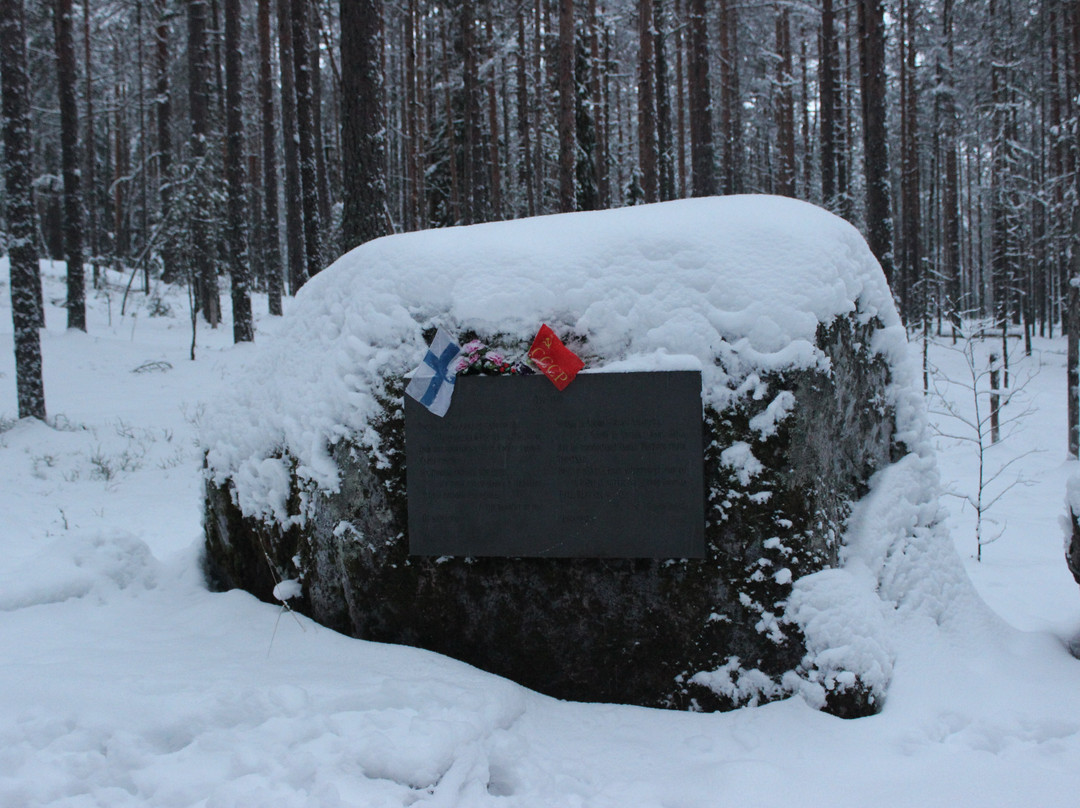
[202,195,909,521]
[0,530,158,611]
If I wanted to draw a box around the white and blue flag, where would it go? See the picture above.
[405,328,463,417]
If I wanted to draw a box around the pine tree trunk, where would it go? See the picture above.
[291,0,322,277]
[673,0,686,198]
[517,8,535,216]
[858,0,895,288]
[258,0,283,315]
[558,0,575,212]
[820,0,838,208]
[899,0,921,326]
[485,3,502,219]
[54,0,85,331]
[224,0,252,342]
[277,0,305,292]
[939,0,961,330]
[718,0,739,195]
[655,0,675,201]
[638,0,658,202]
[774,5,795,197]
[155,0,176,284]
[1,0,47,418]
[589,0,610,206]
[691,0,717,196]
[83,0,100,288]
[340,0,388,250]
[188,0,219,327]
[310,2,331,245]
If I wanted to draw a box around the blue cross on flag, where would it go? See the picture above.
[405,328,463,417]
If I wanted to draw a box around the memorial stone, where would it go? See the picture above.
[406,371,705,558]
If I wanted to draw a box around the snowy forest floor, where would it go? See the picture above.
[2,259,1080,807]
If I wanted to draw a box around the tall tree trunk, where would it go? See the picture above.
[83,0,100,288]
[899,0,921,325]
[774,5,795,197]
[461,0,487,222]
[485,3,502,218]
[517,8,535,216]
[1068,0,1080,457]
[820,0,838,208]
[404,0,419,230]
[291,0,322,277]
[691,0,717,197]
[638,0,658,202]
[940,0,961,330]
[655,0,675,201]
[673,0,686,198]
[258,0,283,315]
[590,0,610,206]
[718,0,739,194]
[224,0,252,342]
[340,0,388,250]
[188,0,219,327]
[858,0,895,288]
[155,0,176,284]
[310,1,331,246]
[277,0,305,292]
[54,0,85,330]
[1,0,46,418]
[558,0,575,211]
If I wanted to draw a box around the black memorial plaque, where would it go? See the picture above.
[405,371,704,558]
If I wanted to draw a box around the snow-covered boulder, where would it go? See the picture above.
[1065,474,1080,588]
[202,195,925,715]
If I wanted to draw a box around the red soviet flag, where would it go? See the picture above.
[529,324,584,390]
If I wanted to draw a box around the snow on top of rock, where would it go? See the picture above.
[202,195,914,523]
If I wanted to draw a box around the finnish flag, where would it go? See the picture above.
[405,328,463,417]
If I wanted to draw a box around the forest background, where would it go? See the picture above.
[2,0,1080,451]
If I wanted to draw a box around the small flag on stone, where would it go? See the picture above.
[528,324,584,391]
[405,328,463,417]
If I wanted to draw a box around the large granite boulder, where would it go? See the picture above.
[202,196,922,716]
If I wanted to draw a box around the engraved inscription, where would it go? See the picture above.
[405,371,705,558]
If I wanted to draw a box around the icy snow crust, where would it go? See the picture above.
[202,195,914,525]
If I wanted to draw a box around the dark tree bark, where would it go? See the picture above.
[558,0,575,212]
[673,0,686,197]
[485,3,502,219]
[188,0,220,327]
[589,0,610,206]
[857,0,895,288]
[461,0,487,223]
[258,0,283,315]
[154,0,176,284]
[718,0,740,194]
[277,0,305,292]
[939,0,961,330]
[820,0,839,208]
[1068,0,1080,458]
[224,0,252,342]
[340,0,388,250]
[1,0,46,418]
[774,5,795,197]
[53,0,85,331]
[310,1,331,242]
[517,8,535,216]
[898,0,921,323]
[83,0,100,288]
[638,0,658,202]
[291,0,322,277]
[655,0,675,201]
